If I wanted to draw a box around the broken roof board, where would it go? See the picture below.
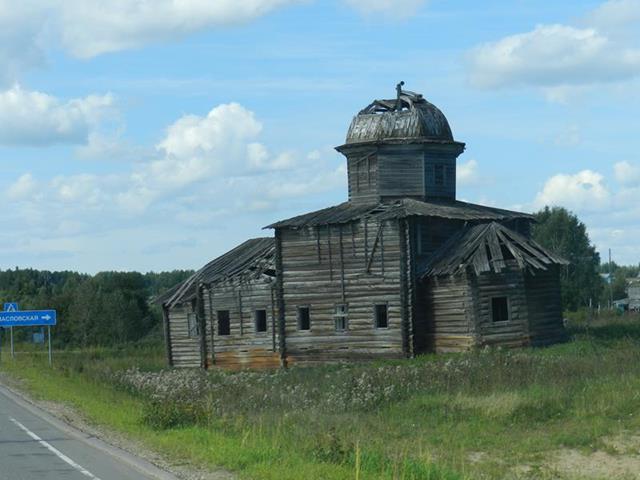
[420,222,568,278]
[163,237,275,309]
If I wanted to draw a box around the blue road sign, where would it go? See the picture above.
[3,303,19,312]
[0,310,56,327]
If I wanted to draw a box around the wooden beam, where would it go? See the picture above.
[237,290,244,336]
[327,224,333,281]
[399,219,410,357]
[339,225,346,303]
[207,287,215,365]
[275,229,287,368]
[366,222,384,273]
[270,285,277,353]
[196,284,208,369]
[162,304,173,367]
[316,226,321,264]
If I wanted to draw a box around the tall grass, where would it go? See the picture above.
[3,313,640,479]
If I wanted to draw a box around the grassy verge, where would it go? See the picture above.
[2,314,640,479]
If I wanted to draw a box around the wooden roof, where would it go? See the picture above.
[421,222,568,278]
[266,198,533,229]
[162,237,275,308]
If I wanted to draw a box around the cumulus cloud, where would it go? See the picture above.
[58,0,305,58]
[114,103,302,212]
[344,0,426,18]
[534,170,611,211]
[5,103,344,226]
[533,163,640,264]
[468,24,640,89]
[614,161,640,186]
[467,0,640,90]
[2,101,347,271]
[0,0,303,84]
[0,85,114,146]
[585,0,640,36]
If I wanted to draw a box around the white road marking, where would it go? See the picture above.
[10,417,102,480]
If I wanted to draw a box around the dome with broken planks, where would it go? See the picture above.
[345,82,454,145]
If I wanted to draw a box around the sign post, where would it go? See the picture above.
[0,304,57,366]
[48,326,52,367]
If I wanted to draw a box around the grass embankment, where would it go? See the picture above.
[2,314,640,479]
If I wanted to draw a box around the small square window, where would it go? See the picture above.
[187,312,199,338]
[374,304,388,329]
[491,297,509,323]
[334,304,348,331]
[217,310,230,336]
[297,306,311,331]
[255,309,267,333]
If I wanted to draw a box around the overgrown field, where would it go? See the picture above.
[2,314,640,479]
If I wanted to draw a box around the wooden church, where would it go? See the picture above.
[160,84,567,369]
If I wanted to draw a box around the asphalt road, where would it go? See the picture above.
[0,383,177,480]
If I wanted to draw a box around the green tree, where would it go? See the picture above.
[532,206,603,311]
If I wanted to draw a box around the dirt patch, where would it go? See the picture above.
[550,448,640,479]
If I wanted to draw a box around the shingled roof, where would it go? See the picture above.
[266,198,533,229]
[420,222,567,278]
[162,237,275,308]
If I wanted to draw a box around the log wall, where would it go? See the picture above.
[203,278,280,370]
[524,266,566,346]
[167,303,201,368]
[280,218,405,364]
[473,263,530,348]
[347,147,379,204]
[421,274,476,352]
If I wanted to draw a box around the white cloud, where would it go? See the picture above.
[3,102,347,270]
[457,159,479,186]
[614,161,640,186]
[344,0,426,18]
[0,0,303,83]
[0,85,114,146]
[468,24,640,89]
[0,6,47,85]
[585,0,640,37]
[534,170,611,211]
[58,0,306,58]
[532,165,640,264]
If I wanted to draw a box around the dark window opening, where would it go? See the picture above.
[491,297,509,323]
[435,165,444,186]
[297,306,311,331]
[255,309,267,333]
[217,310,230,336]
[334,304,348,332]
[374,304,388,329]
[187,312,199,338]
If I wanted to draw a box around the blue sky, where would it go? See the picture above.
[1,0,639,272]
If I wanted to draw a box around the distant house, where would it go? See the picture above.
[161,85,568,369]
[629,278,640,311]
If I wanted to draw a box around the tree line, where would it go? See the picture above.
[532,206,638,311]
[0,269,192,347]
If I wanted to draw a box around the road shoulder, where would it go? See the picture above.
[0,374,234,480]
